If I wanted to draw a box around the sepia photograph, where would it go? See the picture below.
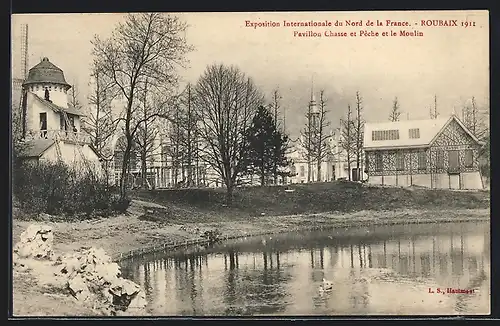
[10,10,490,317]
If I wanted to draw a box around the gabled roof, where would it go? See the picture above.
[31,93,84,117]
[17,139,55,158]
[363,115,480,150]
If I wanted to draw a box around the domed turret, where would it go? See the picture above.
[22,57,71,89]
[22,57,72,108]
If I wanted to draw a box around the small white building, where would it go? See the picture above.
[363,115,484,190]
[16,57,102,173]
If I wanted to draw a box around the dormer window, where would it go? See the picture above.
[409,128,420,139]
[372,129,400,141]
[44,88,50,102]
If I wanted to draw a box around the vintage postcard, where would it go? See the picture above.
[11,10,490,317]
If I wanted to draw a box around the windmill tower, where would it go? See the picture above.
[12,24,29,139]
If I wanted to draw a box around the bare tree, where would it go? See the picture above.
[164,100,184,187]
[134,78,161,189]
[81,61,119,186]
[354,91,365,181]
[271,88,283,184]
[82,61,118,152]
[194,63,264,204]
[178,83,200,187]
[340,104,356,181]
[462,96,490,183]
[12,103,23,143]
[314,90,332,182]
[389,96,401,122]
[68,83,82,110]
[299,98,316,182]
[91,13,192,200]
[462,96,489,140]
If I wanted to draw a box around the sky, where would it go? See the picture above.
[11,11,489,138]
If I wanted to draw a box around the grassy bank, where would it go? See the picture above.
[131,181,490,219]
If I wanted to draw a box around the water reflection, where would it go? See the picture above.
[121,221,490,316]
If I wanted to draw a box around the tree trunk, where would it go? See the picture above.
[317,159,322,182]
[347,153,352,181]
[273,147,278,185]
[173,159,178,186]
[225,181,233,205]
[141,150,147,189]
[119,144,132,200]
[307,158,312,182]
[356,152,360,181]
[260,164,265,186]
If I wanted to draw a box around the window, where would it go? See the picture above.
[409,128,420,139]
[39,113,47,130]
[418,151,427,170]
[464,150,473,168]
[39,113,47,138]
[300,165,305,177]
[396,152,405,171]
[448,150,459,170]
[372,129,400,141]
[290,165,297,176]
[60,114,66,130]
[375,152,383,171]
[436,150,445,169]
[67,115,76,132]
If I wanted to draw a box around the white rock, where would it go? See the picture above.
[14,224,54,259]
[128,290,147,309]
[68,275,91,301]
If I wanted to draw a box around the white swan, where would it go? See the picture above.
[321,278,334,291]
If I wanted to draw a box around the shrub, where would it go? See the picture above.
[12,158,127,219]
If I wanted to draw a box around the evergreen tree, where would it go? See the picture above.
[243,106,291,186]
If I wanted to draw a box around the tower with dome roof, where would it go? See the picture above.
[16,57,101,170]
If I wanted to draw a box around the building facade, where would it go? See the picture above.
[16,57,101,173]
[363,115,484,190]
[109,115,219,189]
[285,90,366,185]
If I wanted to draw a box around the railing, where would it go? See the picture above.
[27,129,91,144]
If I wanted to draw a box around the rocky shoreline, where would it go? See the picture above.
[13,225,147,316]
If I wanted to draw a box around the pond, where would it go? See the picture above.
[120,221,490,316]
